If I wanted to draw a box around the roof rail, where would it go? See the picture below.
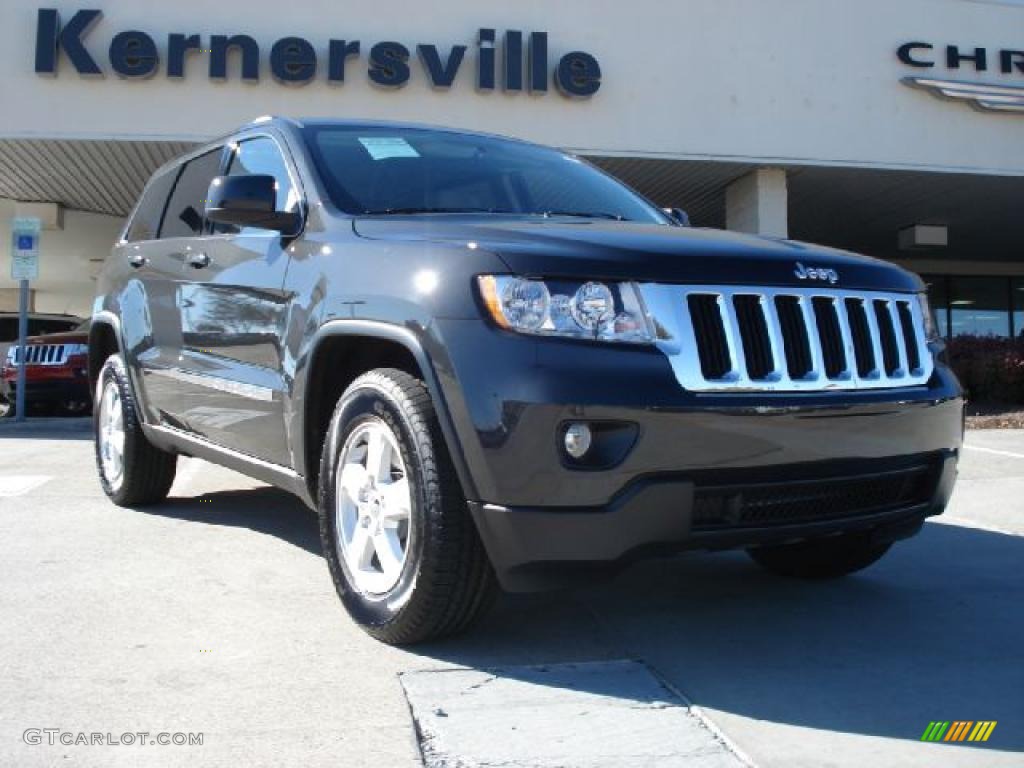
[245,115,303,128]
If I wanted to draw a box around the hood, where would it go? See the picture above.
[353,216,922,293]
[23,331,88,346]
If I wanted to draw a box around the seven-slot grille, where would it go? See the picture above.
[6,344,73,366]
[638,285,934,392]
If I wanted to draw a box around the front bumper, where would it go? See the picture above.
[0,377,91,405]
[432,320,964,591]
[470,451,957,591]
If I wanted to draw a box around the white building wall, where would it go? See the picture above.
[0,199,120,316]
[0,0,1021,176]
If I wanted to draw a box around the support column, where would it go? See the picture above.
[725,168,789,238]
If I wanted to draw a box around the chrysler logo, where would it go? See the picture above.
[794,262,839,284]
[902,77,1024,114]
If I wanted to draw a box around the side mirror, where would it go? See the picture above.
[205,175,301,234]
[663,207,691,227]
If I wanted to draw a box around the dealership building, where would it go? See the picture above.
[1,0,1022,337]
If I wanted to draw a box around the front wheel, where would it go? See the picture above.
[747,532,893,579]
[94,355,177,506]
[318,368,496,645]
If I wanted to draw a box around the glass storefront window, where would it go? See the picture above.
[921,274,949,339]
[1013,278,1024,339]
[948,276,1010,338]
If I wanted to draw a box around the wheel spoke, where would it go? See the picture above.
[109,433,124,461]
[338,463,368,504]
[373,529,404,578]
[379,477,411,525]
[348,522,375,570]
[365,428,391,483]
[102,389,115,427]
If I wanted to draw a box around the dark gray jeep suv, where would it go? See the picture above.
[91,117,963,644]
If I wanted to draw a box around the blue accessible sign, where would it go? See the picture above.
[10,217,41,281]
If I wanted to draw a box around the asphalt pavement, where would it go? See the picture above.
[0,420,1020,767]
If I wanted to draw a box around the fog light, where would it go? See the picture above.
[564,422,592,459]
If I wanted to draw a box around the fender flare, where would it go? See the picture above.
[299,319,479,501]
[89,311,131,393]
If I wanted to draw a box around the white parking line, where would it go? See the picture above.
[932,516,1023,537]
[0,476,52,497]
[963,443,1024,460]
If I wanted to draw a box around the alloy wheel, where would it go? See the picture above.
[334,418,413,595]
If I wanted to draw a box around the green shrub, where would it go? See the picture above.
[946,336,1024,404]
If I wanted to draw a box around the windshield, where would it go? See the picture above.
[302,124,669,224]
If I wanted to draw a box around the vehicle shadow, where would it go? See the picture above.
[420,521,1024,753]
[142,487,322,556]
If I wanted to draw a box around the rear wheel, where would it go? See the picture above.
[94,355,177,506]
[747,532,893,579]
[318,368,497,645]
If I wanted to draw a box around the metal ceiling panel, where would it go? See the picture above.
[0,139,196,217]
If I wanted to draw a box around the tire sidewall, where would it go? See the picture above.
[320,381,430,629]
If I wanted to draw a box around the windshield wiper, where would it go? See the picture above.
[537,210,626,221]
[361,207,628,221]
[361,206,511,215]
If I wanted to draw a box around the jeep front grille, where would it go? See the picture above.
[638,285,934,392]
[7,344,72,366]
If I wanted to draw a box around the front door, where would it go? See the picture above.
[172,135,302,467]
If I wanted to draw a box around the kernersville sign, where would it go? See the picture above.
[33,8,602,98]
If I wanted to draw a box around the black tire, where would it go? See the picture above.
[747,532,893,579]
[94,354,177,506]
[318,368,497,645]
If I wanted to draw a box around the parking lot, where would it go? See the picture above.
[0,421,1020,767]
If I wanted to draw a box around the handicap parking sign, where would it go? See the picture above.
[10,217,41,281]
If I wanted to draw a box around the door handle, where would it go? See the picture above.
[128,253,147,269]
[186,252,211,269]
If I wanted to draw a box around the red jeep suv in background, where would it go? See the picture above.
[1,320,91,417]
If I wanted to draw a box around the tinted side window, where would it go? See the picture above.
[161,149,224,239]
[125,169,177,242]
[215,137,300,235]
[28,319,76,336]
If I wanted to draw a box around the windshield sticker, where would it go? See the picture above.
[358,137,420,160]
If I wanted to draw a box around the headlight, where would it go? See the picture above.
[66,343,89,356]
[478,275,654,344]
[917,293,940,341]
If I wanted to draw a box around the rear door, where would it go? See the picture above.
[171,134,301,466]
[112,162,188,424]
[130,148,227,426]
